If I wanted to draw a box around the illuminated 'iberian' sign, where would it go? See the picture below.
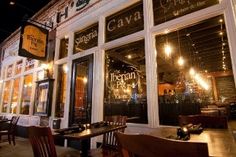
[18,22,48,60]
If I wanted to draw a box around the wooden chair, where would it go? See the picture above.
[115,132,209,157]
[89,115,127,157]
[28,126,81,157]
[29,126,58,157]
[0,116,20,145]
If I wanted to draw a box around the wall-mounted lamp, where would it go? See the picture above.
[41,63,51,79]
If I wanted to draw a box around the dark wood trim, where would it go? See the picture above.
[69,54,94,126]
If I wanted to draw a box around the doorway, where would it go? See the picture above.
[70,54,93,126]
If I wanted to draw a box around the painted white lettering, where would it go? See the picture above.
[107,10,142,32]
[107,19,116,31]
[117,19,124,28]
[125,15,132,24]
[134,11,141,21]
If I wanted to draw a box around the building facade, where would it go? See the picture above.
[0,0,236,137]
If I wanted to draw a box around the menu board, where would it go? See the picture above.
[153,0,219,25]
[105,2,144,42]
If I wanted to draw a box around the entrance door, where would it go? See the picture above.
[70,54,93,126]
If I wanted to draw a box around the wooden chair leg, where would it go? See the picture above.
[12,135,16,145]
[8,134,11,145]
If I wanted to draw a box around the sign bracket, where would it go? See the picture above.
[23,18,53,30]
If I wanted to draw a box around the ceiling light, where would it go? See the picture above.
[189,68,196,76]
[177,56,185,66]
[83,77,88,84]
[127,55,132,59]
[219,31,223,36]
[9,1,15,5]
[164,44,172,58]
[219,19,223,23]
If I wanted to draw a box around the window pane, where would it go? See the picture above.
[74,23,98,54]
[15,60,23,75]
[37,70,46,81]
[10,78,20,113]
[2,81,11,112]
[105,2,144,42]
[55,64,67,117]
[7,64,13,78]
[59,38,68,59]
[73,61,89,123]
[156,15,236,125]
[104,40,147,124]
[153,0,219,25]
[2,67,6,79]
[21,74,33,114]
[25,58,35,71]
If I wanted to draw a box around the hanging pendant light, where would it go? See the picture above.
[178,56,185,66]
[177,30,185,67]
[164,43,172,58]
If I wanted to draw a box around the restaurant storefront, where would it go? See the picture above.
[0,0,236,136]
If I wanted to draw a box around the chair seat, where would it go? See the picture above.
[56,146,81,157]
[89,147,120,157]
[0,130,8,135]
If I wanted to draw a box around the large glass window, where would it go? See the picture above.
[156,15,236,125]
[55,64,67,117]
[105,2,143,42]
[104,40,147,124]
[74,23,98,54]
[20,74,33,114]
[153,0,219,25]
[25,58,35,71]
[7,64,13,78]
[2,81,11,112]
[15,60,23,75]
[10,78,20,113]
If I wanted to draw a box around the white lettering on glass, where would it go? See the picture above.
[107,11,142,32]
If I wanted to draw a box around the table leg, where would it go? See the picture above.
[81,139,90,157]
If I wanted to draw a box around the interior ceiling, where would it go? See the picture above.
[0,0,51,44]
[156,15,231,73]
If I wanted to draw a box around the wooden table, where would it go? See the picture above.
[0,119,9,123]
[149,127,236,157]
[54,124,126,156]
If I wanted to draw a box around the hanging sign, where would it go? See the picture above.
[18,22,48,60]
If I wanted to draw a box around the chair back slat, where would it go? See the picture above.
[115,132,209,157]
[28,126,57,157]
[103,115,127,149]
